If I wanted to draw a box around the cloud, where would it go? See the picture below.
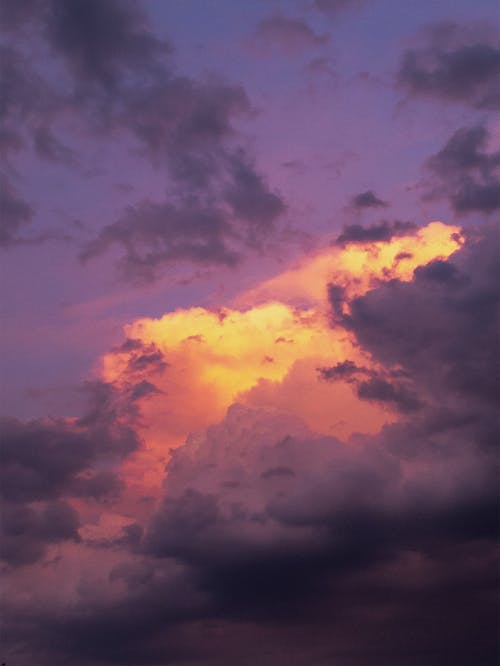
[2,0,287,278]
[44,0,170,89]
[345,221,500,414]
[424,125,500,214]
[398,21,500,109]
[0,44,61,160]
[253,14,328,54]
[0,381,140,566]
[350,190,388,208]
[132,223,496,663]
[336,220,417,244]
[80,200,239,283]
[1,500,80,566]
[1,0,170,90]
[3,223,496,664]
[319,361,421,413]
[224,150,286,231]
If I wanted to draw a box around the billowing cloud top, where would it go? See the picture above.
[4,220,499,666]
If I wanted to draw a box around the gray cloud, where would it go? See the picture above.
[1,0,287,277]
[0,381,140,566]
[424,125,500,214]
[350,190,388,209]
[80,200,239,283]
[1,500,80,566]
[398,22,500,109]
[336,220,417,244]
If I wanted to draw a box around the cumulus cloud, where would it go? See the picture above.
[398,21,500,109]
[3,222,497,664]
[424,125,500,214]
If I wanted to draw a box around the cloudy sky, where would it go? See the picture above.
[1,1,499,664]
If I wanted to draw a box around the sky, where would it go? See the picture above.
[0,1,499,665]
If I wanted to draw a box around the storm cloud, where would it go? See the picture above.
[5,223,497,664]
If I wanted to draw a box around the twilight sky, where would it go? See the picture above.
[1,1,499,665]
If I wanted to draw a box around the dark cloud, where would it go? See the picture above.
[127,380,162,402]
[1,0,287,276]
[80,201,239,283]
[345,220,499,415]
[1,0,170,90]
[0,381,139,565]
[350,190,388,208]
[57,388,494,666]
[253,14,328,54]
[336,220,417,244]
[356,376,421,412]
[224,150,286,233]
[317,359,365,380]
[424,125,500,214]
[123,343,168,374]
[398,22,500,109]
[123,77,250,185]
[0,177,33,246]
[81,151,285,283]
[44,0,170,89]
[1,500,80,566]
[319,361,421,413]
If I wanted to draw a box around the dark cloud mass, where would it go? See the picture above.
[1,500,80,566]
[336,219,416,244]
[5,224,498,665]
[0,381,140,566]
[398,22,500,109]
[425,125,500,214]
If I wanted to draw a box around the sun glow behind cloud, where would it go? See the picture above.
[99,221,462,496]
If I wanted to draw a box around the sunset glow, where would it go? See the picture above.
[1,2,498,665]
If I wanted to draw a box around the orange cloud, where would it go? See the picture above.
[236,221,463,308]
[99,221,462,497]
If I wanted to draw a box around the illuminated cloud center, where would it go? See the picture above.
[100,221,461,495]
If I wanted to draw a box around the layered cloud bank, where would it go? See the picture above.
[3,220,498,665]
